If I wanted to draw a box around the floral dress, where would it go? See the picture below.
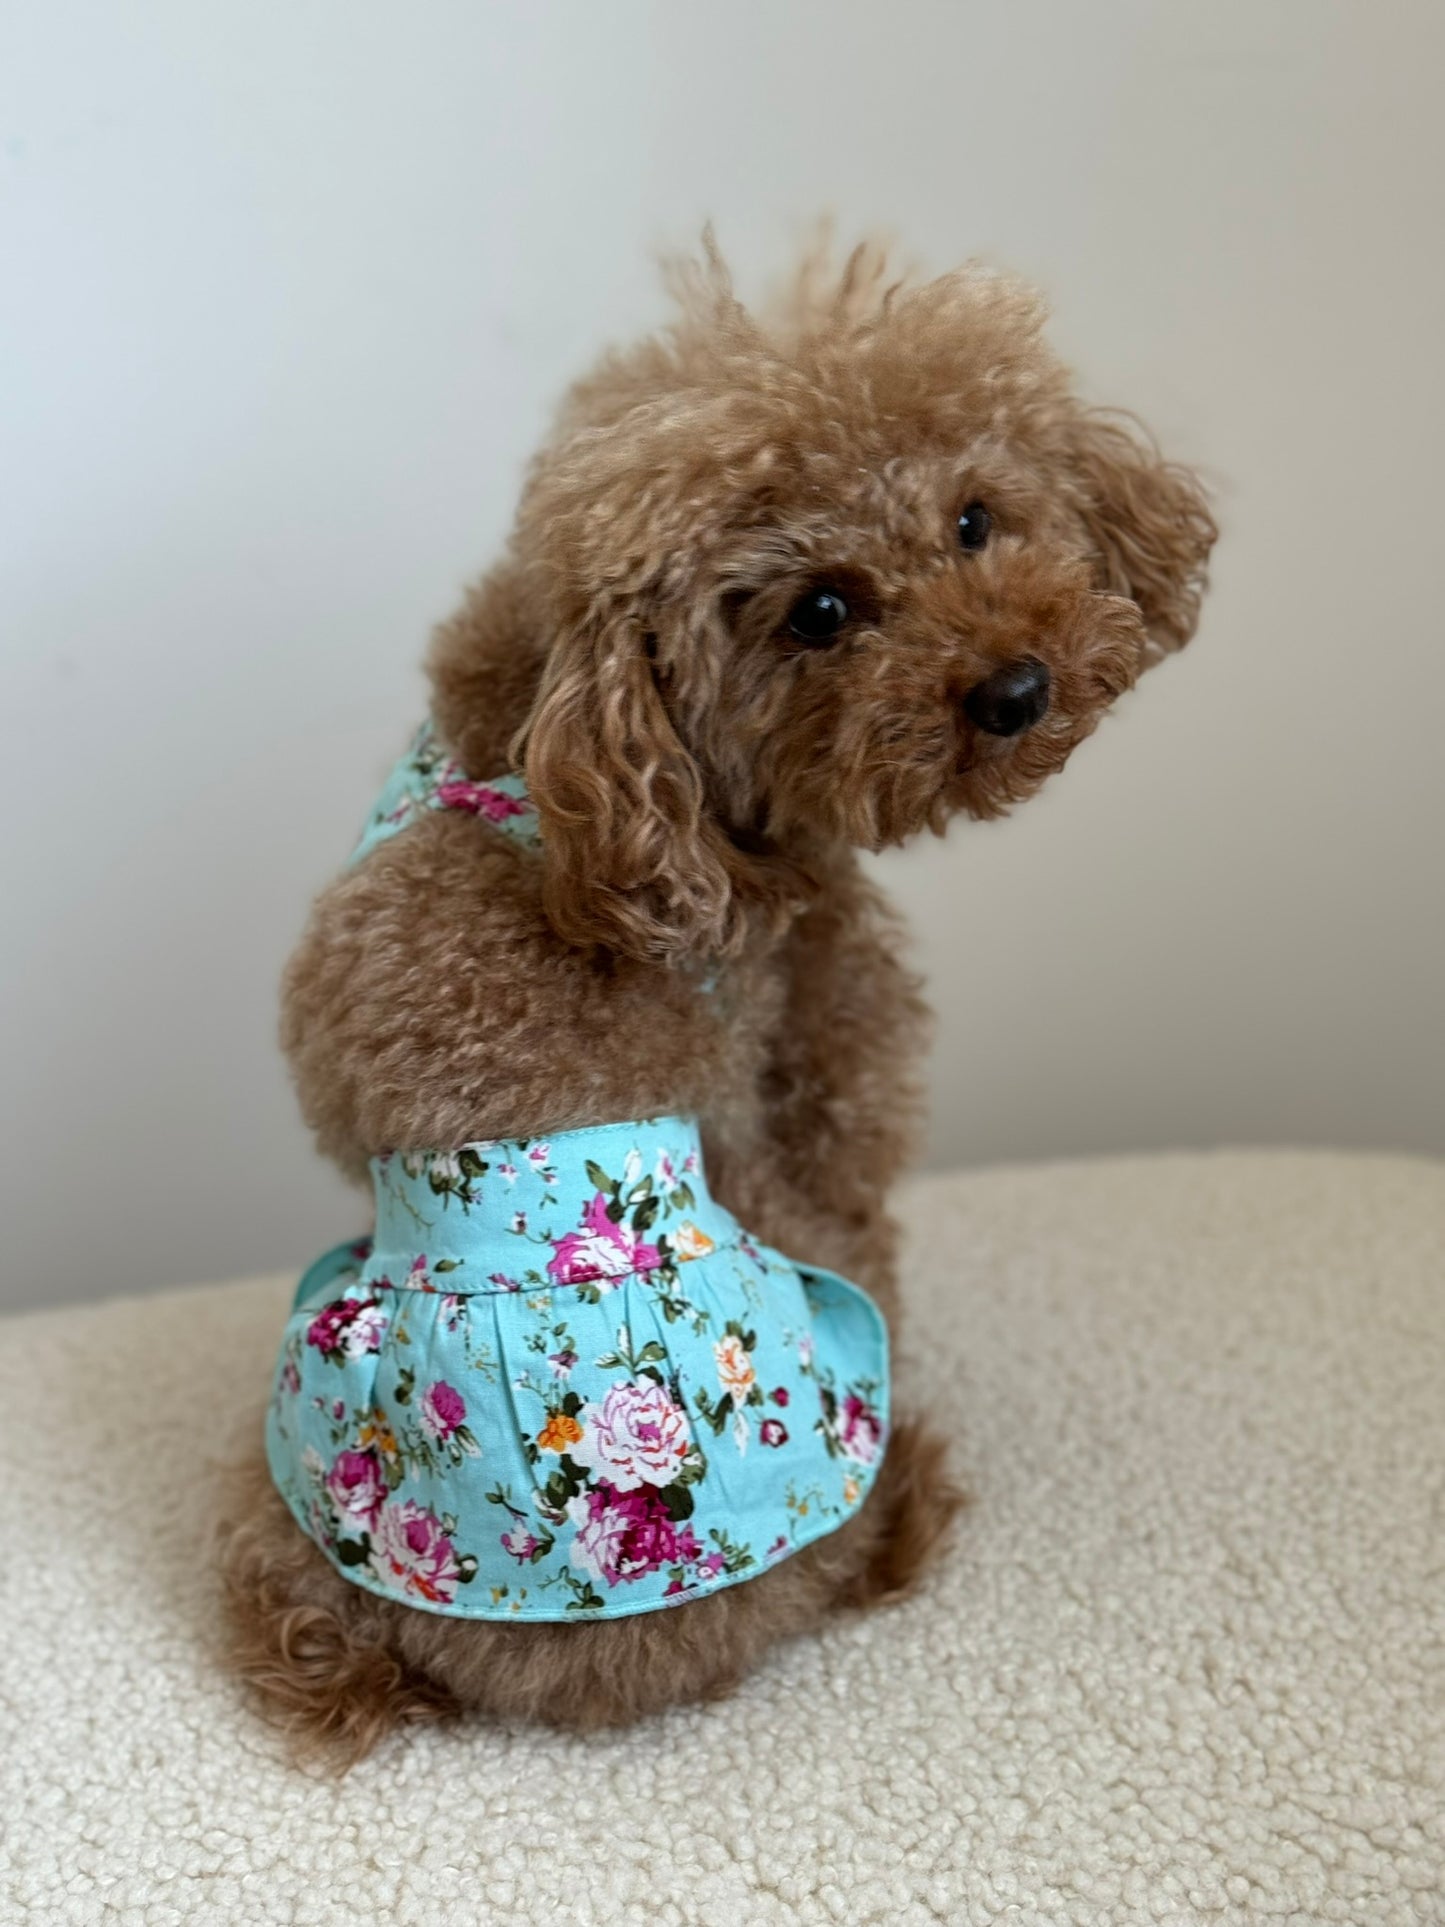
[265,729,889,1621]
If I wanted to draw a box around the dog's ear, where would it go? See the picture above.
[516,601,752,964]
[1067,409,1217,663]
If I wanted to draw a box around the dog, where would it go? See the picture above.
[220,237,1214,1759]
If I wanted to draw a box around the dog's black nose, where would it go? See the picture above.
[963,656,1051,737]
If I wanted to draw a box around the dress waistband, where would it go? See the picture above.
[359,1115,743,1298]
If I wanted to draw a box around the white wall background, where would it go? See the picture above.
[4,1,1442,1313]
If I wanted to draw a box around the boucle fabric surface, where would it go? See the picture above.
[1,1151,1440,1927]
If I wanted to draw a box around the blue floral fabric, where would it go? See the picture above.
[350,721,540,865]
[265,727,890,1622]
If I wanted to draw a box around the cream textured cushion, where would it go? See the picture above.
[2,1151,1441,1926]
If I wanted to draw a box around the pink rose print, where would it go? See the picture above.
[837,1392,884,1466]
[434,778,529,824]
[325,1448,387,1526]
[371,1499,462,1604]
[305,1296,388,1362]
[547,1192,661,1286]
[419,1380,467,1443]
[759,1418,788,1448]
[501,1527,541,1564]
[771,1386,790,1408]
[567,1484,701,1587]
[573,1379,692,1491]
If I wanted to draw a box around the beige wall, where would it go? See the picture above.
[3,0,1442,1310]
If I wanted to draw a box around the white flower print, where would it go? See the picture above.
[352,1305,389,1351]
[714,1332,756,1406]
[674,1221,715,1261]
[573,1379,692,1491]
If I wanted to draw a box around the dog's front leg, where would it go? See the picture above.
[742,860,930,1323]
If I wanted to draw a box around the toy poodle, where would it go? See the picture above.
[220,236,1215,1759]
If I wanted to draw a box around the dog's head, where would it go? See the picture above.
[512,239,1215,963]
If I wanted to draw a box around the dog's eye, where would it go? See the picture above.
[787,588,849,644]
[957,502,992,552]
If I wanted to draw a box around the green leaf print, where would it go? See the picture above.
[659,1482,694,1522]
[693,1388,731,1437]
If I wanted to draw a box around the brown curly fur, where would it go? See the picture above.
[219,236,1214,1761]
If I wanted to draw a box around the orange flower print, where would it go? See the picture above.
[714,1332,755,1405]
[537,1410,584,1453]
[357,1409,398,1461]
[673,1221,715,1262]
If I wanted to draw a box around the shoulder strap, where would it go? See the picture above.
[350,722,542,866]
[348,722,720,995]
